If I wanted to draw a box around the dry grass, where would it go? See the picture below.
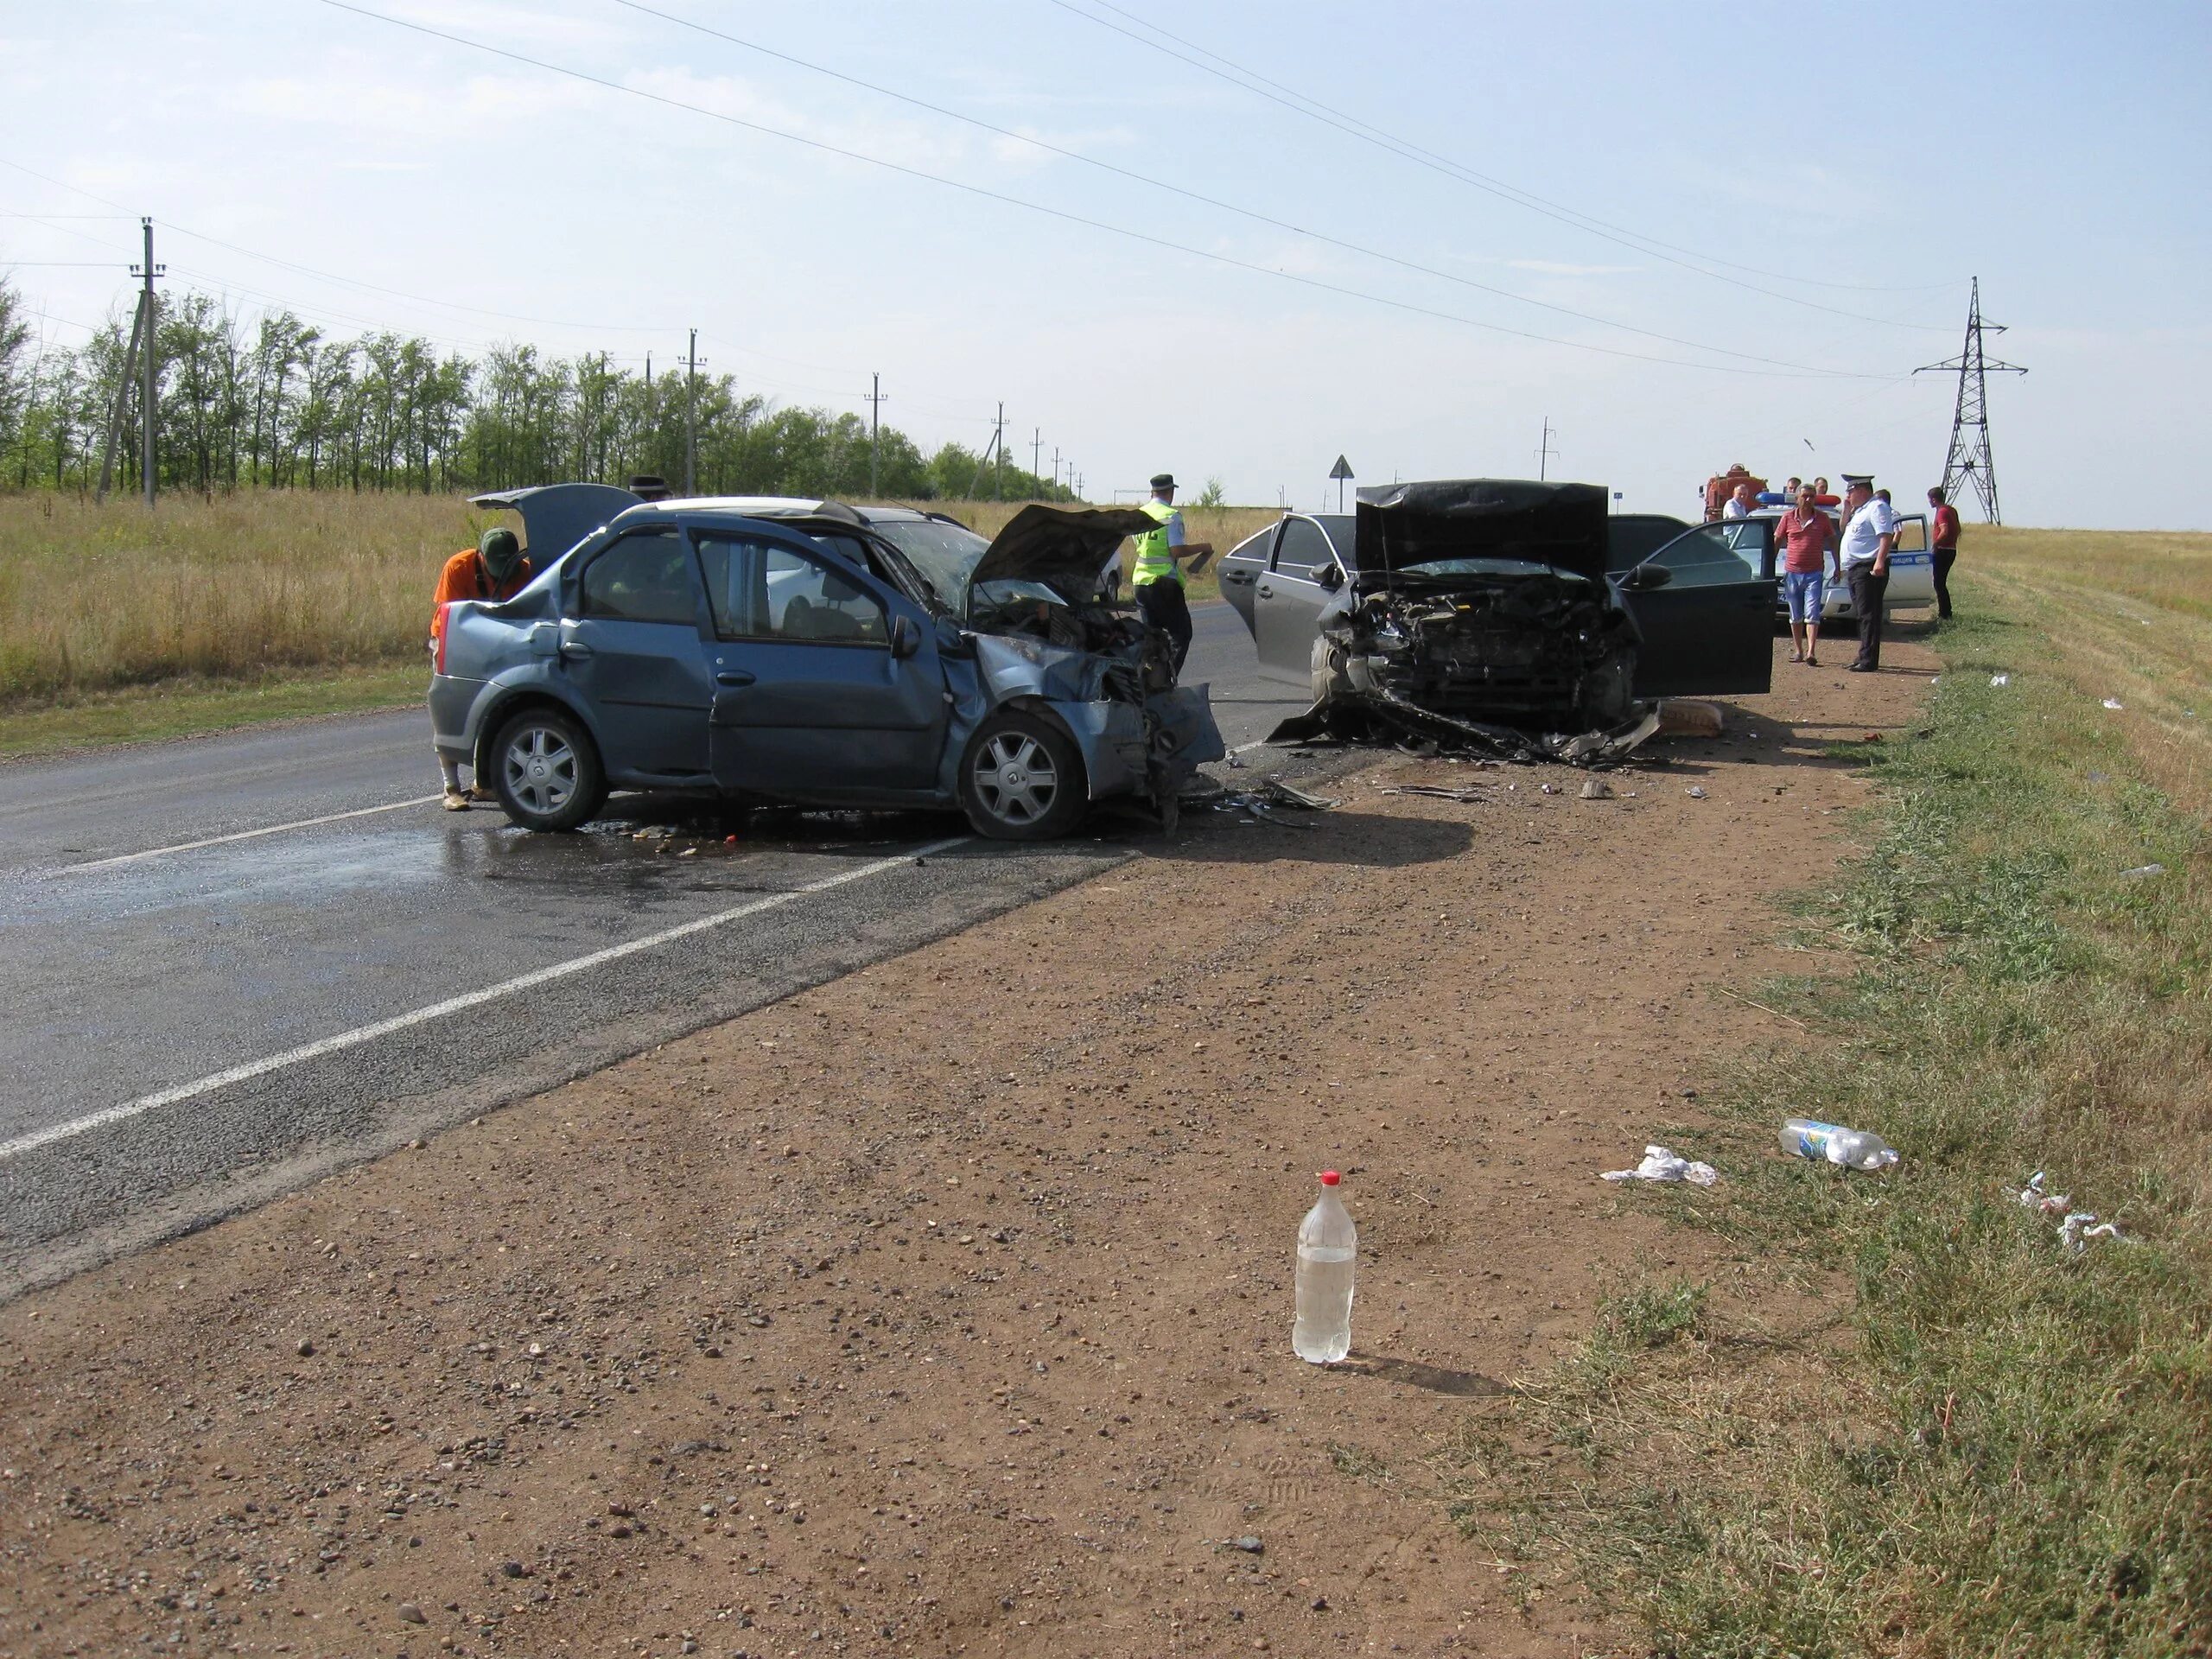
[0,493,484,705]
[0,493,1285,714]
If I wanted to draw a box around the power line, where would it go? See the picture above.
[315,0,1879,380]
[1052,0,1955,325]
[614,0,1864,377]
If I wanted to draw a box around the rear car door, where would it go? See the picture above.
[1253,516,1341,683]
[699,531,949,800]
[1614,519,1777,698]
[1885,513,1936,607]
[561,526,713,779]
[1216,521,1277,632]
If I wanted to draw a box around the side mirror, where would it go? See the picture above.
[889,614,922,659]
[1312,563,1344,590]
[1620,563,1674,591]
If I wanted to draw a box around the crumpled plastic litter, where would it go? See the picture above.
[1990,673,2010,686]
[1687,785,1708,799]
[1601,1145,1719,1186]
[2103,697,2126,710]
[2120,863,2166,880]
[2016,1172,2126,1255]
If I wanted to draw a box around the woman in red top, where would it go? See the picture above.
[1777,486,1838,666]
[1928,486,1962,619]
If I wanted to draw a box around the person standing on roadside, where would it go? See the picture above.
[429,527,534,809]
[1929,486,1962,619]
[1837,478,1897,672]
[1128,473,1214,673]
[1777,485,1837,665]
[1722,480,1758,519]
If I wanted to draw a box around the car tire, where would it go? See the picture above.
[490,706,607,832]
[1311,640,1351,704]
[958,709,1086,842]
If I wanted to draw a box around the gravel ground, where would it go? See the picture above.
[0,641,1935,1658]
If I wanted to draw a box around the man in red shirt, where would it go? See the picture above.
[429,527,532,809]
[1777,484,1839,665]
[1928,486,1962,619]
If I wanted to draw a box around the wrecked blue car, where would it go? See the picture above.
[429,485,1224,840]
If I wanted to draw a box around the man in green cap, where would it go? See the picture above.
[429,526,533,808]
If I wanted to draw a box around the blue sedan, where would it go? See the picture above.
[430,486,1224,840]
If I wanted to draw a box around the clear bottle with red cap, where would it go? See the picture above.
[1293,1170,1357,1364]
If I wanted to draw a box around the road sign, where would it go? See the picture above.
[1329,454,1354,511]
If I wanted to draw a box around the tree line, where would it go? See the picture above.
[0,276,1075,503]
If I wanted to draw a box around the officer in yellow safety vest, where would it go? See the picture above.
[1128,473,1213,672]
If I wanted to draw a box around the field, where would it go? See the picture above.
[0,493,1279,754]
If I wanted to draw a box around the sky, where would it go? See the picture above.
[3,0,2207,528]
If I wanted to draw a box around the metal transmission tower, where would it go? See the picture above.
[1916,277,2025,523]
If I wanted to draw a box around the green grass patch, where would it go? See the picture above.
[1465,588,2212,1656]
[0,662,425,760]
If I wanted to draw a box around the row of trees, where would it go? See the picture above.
[0,276,1076,502]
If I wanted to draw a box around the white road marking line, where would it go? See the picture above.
[59,796,446,873]
[0,835,971,1162]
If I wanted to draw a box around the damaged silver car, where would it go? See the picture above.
[1219,479,1776,760]
[429,486,1224,840]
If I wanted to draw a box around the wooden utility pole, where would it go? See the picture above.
[867,372,887,497]
[94,292,147,505]
[137,219,161,506]
[683,327,700,495]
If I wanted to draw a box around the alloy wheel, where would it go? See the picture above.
[972,732,1058,826]
[504,725,578,817]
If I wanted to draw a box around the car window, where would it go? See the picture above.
[580,529,697,625]
[1892,516,1929,553]
[1272,518,1333,578]
[1646,523,1765,587]
[696,535,888,645]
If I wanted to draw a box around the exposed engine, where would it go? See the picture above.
[1335,573,1636,730]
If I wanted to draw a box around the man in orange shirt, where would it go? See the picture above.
[429,526,532,809]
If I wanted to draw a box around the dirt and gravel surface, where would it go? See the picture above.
[0,643,1934,1659]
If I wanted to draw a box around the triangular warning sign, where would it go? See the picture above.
[1328,454,1354,480]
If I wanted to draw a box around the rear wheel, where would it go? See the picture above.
[958,710,1085,841]
[490,707,606,832]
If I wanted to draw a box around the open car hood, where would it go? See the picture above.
[470,483,640,568]
[968,504,1160,600]
[1353,479,1611,588]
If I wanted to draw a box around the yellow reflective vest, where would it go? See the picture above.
[1129,498,1181,588]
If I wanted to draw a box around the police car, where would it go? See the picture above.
[1755,503,1936,628]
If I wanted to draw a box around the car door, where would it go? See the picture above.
[561,525,714,779]
[1216,521,1277,632]
[1613,518,1777,698]
[1253,515,1342,683]
[699,531,949,801]
[1885,513,1936,606]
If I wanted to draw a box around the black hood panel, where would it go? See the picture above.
[1353,479,1611,587]
[969,504,1161,598]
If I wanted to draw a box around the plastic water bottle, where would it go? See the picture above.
[1293,1171,1357,1364]
[1780,1117,1900,1172]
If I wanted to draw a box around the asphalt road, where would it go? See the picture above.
[0,602,1307,1294]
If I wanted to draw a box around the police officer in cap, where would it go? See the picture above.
[1128,473,1213,671]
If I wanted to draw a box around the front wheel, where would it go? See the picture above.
[958,710,1086,841]
[490,707,607,832]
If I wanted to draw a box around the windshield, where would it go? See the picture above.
[869,518,990,613]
